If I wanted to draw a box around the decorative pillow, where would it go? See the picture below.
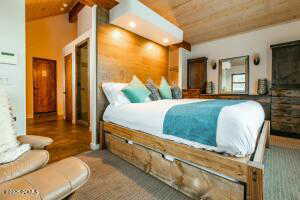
[159,77,173,99]
[121,76,151,103]
[145,80,162,101]
[102,82,131,106]
[0,87,30,164]
[171,86,182,99]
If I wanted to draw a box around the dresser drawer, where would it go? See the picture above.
[272,116,300,124]
[272,97,300,104]
[271,109,300,118]
[182,89,201,98]
[271,103,300,109]
[271,122,300,134]
[271,89,300,97]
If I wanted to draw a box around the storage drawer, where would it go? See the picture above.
[105,133,245,200]
[171,160,244,200]
[105,134,133,161]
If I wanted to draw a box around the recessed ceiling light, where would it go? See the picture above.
[147,44,153,50]
[63,3,68,8]
[60,7,65,11]
[112,30,121,39]
[129,21,136,28]
[163,38,169,43]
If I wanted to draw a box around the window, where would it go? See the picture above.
[231,73,246,93]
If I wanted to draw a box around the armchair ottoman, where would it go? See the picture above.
[0,135,90,200]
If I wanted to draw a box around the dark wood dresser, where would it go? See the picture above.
[182,90,271,120]
[270,40,300,138]
[187,57,207,93]
[271,89,300,137]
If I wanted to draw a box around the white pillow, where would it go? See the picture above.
[102,82,131,106]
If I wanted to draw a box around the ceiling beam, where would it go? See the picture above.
[80,0,118,10]
[170,41,191,51]
[69,1,85,23]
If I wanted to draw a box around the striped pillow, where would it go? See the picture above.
[145,80,162,101]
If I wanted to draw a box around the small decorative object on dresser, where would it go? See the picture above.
[257,79,268,95]
[206,81,216,94]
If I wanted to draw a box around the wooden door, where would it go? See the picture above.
[188,57,207,93]
[64,54,73,122]
[33,58,57,113]
[76,41,90,125]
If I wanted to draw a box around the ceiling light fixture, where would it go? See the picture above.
[129,21,136,28]
[60,7,65,11]
[163,38,169,43]
[63,3,68,8]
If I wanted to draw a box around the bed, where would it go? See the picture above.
[103,99,265,157]
[100,97,269,200]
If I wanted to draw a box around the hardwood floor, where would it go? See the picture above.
[27,117,91,162]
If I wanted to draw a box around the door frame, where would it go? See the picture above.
[64,54,73,122]
[32,57,57,116]
[75,39,90,125]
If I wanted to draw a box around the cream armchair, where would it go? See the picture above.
[0,135,90,200]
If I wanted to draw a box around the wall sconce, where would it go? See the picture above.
[253,53,260,65]
[211,60,217,70]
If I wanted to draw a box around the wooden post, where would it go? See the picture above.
[247,161,264,200]
[266,121,270,148]
[99,121,106,150]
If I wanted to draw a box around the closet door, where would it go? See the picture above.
[187,57,207,93]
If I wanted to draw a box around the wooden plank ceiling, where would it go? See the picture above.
[26,0,300,44]
[139,0,300,44]
[26,0,118,22]
[26,0,77,21]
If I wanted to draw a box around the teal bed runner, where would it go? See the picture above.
[163,100,247,147]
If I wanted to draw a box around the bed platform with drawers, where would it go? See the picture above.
[99,98,269,200]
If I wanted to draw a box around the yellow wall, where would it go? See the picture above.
[26,14,77,118]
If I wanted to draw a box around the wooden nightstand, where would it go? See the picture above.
[182,89,201,98]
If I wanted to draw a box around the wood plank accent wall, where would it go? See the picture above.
[168,46,179,86]
[96,6,169,139]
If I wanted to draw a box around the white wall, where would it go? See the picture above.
[62,5,98,150]
[78,6,93,36]
[178,48,191,89]
[0,0,26,135]
[191,20,300,95]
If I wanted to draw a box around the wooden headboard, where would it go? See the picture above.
[96,20,169,132]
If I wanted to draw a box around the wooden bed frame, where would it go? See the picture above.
[96,21,269,200]
[100,120,270,200]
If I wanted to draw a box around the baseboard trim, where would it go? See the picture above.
[90,143,100,150]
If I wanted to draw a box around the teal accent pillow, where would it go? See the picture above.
[159,77,173,99]
[121,76,151,103]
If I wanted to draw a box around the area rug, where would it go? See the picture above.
[72,146,300,200]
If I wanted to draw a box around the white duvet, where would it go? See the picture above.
[103,99,265,157]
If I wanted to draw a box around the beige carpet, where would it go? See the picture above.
[73,150,190,200]
[72,146,300,200]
